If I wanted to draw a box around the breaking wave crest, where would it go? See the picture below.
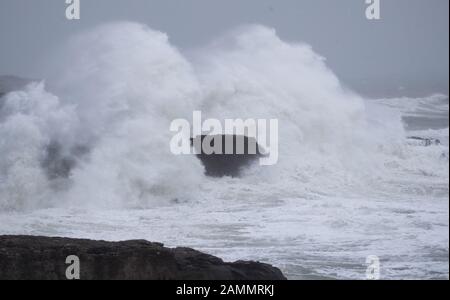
[0,22,447,211]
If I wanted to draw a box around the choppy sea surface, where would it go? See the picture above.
[0,23,448,279]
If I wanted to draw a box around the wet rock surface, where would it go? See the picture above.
[0,235,287,280]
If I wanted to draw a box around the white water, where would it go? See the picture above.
[0,22,448,279]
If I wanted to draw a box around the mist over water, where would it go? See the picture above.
[0,22,448,279]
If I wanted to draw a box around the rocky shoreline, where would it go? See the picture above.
[0,235,286,280]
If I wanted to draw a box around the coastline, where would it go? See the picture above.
[0,235,287,280]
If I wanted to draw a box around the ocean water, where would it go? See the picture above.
[0,22,448,279]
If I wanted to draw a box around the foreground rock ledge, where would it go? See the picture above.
[0,235,286,280]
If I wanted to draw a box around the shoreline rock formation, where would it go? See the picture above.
[0,235,286,280]
[191,135,265,177]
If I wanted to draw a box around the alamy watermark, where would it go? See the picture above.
[366,255,381,280]
[169,111,279,166]
[65,0,80,20]
[65,255,80,280]
[365,0,381,20]
[65,1,380,21]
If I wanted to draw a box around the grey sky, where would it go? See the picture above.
[0,0,448,97]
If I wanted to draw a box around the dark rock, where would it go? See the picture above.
[0,75,34,111]
[41,141,90,180]
[191,135,265,177]
[0,75,33,95]
[0,235,286,280]
[407,136,441,146]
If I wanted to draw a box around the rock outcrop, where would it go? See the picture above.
[407,136,441,147]
[0,75,33,109]
[0,235,286,280]
[191,135,265,177]
[0,75,32,95]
